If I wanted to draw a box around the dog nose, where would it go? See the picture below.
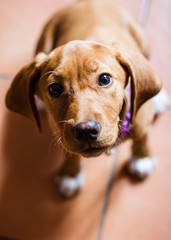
[73,120,101,142]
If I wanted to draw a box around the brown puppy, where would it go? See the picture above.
[6,1,163,197]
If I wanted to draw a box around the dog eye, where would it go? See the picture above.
[48,83,63,97]
[98,74,113,87]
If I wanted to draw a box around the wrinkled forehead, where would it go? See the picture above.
[62,40,95,55]
[62,41,113,73]
[61,40,110,56]
[48,41,120,74]
[42,41,126,90]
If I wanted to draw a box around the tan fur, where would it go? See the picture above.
[6,1,162,185]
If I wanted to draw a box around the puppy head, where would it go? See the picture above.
[6,40,161,157]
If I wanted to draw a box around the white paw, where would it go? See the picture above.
[127,156,157,179]
[55,172,85,197]
[152,89,169,114]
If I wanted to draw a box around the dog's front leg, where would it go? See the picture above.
[127,133,157,179]
[55,151,84,198]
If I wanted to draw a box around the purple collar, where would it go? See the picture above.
[118,84,132,140]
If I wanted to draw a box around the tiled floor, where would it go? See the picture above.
[0,0,171,239]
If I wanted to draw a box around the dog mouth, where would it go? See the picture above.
[80,147,105,157]
[61,125,118,157]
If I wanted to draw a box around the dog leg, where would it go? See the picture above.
[127,133,157,179]
[55,152,84,197]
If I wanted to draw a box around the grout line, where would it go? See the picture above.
[95,148,119,240]
[139,0,152,27]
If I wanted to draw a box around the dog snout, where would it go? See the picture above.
[73,120,101,142]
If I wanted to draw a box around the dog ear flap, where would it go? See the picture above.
[113,43,162,123]
[6,53,47,132]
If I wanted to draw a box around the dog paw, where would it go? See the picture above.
[54,172,85,198]
[127,156,157,180]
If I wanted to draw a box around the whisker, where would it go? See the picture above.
[117,124,124,138]
[56,136,63,145]
[118,123,133,138]
[121,126,133,137]
[48,135,58,156]
[48,130,64,155]
[51,129,60,138]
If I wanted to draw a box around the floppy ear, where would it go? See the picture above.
[113,43,162,122]
[6,53,47,132]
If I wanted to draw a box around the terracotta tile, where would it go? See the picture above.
[0,0,75,75]
[0,0,142,76]
[0,79,113,240]
[146,0,171,93]
[102,114,171,240]
[116,0,142,19]
[1,0,171,239]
